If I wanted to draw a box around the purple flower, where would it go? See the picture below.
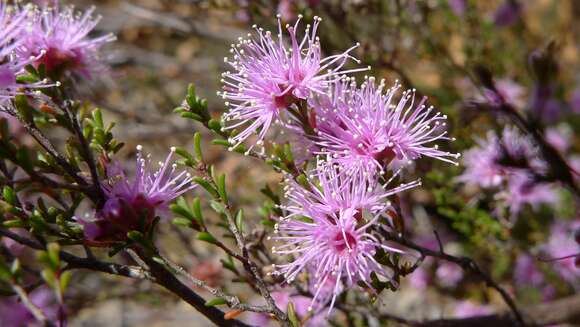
[458,131,505,188]
[502,172,558,217]
[0,287,59,327]
[1,3,52,107]
[458,126,544,188]
[220,15,365,150]
[493,1,521,27]
[436,262,463,288]
[270,164,418,312]
[448,0,467,17]
[17,4,115,79]
[514,254,544,287]
[545,125,572,155]
[407,265,429,290]
[82,146,195,240]
[570,87,580,114]
[313,77,460,179]
[543,221,580,287]
[495,79,525,108]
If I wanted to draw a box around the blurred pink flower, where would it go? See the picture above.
[436,262,463,288]
[503,172,558,217]
[448,0,467,17]
[545,125,572,155]
[514,254,544,287]
[543,221,580,288]
[493,1,522,27]
[0,287,59,327]
[17,5,115,79]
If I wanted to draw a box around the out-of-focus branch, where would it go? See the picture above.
[383,231,526,325]
[0,229,254,326]
[415,293,580,327]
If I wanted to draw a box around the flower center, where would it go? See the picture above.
[37,47,82,73]
[274,91,298,109]
[333,231,357,253]
[373,146,396,163]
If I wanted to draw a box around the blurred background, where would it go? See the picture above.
[21,0,578,325]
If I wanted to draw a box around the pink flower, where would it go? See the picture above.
[436,262,463,288]
[543,221,580,288]
[16,4,115,79]
[514,254,544,287]
[458,126,545,189]
[220,15,365,150]
[270,164,418,312]
[0,287,59,327]
[448,0,467,17]
[503,172,558,216]
[545,125,572,155]
[82,146,195,240]
[313,77,459,180]
[1,3,52,107]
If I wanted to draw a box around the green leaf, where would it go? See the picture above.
[193,177,219,198]
[210,200,226,215]
[92,109,104,128]
[1,220,25,228]
[220,256,238,274]
[174,147,196,165]
[192,197,204,226]
[211,139,230,147]
[170,202,194,221]
[260,219,276,228]
[193,132,203,162]
[217,174,228,203]
[127,231,146,243]
[0,259,12,282]
[10,259,20,275]
[47,243,60,270]
[207,119,222,133]
[197,232,217,244]
[235,209,244,234]
[59,271,73,292]
[287,301,300,327]
[172,217,193,228]
[2,186,16,205]
[204,298,227,307]
[41,269,56,288]
[283,143,294,162]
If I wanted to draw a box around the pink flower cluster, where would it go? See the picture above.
[1,2,114,108]
[459,126,558,217]
[82,146,196,241]
[221,16,458,314]
[16,4,115,79]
